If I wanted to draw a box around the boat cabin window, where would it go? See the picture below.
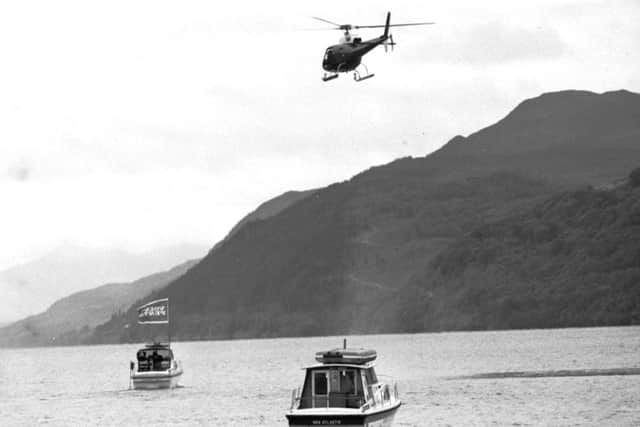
[341,370,356,394]
[313,371,328,395]
[365,367,378,385]
[301,367,364,409]
[137,347,173,371]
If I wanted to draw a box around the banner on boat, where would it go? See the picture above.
[137,298,169,324]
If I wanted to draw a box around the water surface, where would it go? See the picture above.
[1,326,639,425]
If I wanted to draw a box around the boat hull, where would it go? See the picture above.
[287,402,400,427]
[131,369,182,390]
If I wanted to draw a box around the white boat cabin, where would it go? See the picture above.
[292,348,397,410]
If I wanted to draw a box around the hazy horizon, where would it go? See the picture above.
[0,241,209,323]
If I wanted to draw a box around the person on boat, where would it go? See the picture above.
[137,350,148,371]
[341,370,355,394]
[151,350,163,371]
[146,351,155,370]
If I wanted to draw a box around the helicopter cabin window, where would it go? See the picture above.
[324,49,333,61]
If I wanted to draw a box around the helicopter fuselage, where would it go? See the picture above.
[316,12,432,81]
[322,35,387,73]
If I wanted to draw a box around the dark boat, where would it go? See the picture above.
[286,344,401,427]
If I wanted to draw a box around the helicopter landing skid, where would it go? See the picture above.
[354,72,374,82]
[322,72,339,82]
[353,64,374,82]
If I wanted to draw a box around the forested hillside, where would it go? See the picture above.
[394,170,640,332]
[90,89,640,343]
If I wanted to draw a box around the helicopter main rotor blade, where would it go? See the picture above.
[299,27,344,31]
[355,22,435,29]
[311,16,343,27]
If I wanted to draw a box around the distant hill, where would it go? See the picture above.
[0,259,198,347]
[0,189,316,347]
[90,89,640,343]
[0,243,208,323]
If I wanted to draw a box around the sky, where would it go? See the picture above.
[1,0,639,270]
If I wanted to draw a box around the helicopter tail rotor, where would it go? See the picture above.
[384,34,396,52]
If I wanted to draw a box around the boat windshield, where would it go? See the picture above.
[364,367,378,385]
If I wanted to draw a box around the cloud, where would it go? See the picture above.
[7,163,31,182]
[0,0,637,273]
[410,22,568,65]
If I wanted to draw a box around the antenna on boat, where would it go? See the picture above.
[129,361,134,390]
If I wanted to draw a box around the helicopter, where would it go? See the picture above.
[314,12,434,82]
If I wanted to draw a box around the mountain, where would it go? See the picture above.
[0,189,316,347]
[0,243,207,323]
[0,259,198,347]
[212,189,317,250]
[378,90,640,186]
[91,89,640,343]
[394,169,640,331]
[223,190,317,242]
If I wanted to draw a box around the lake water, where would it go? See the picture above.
[1,326,639,426]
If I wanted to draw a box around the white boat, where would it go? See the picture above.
[130,342,183,390]
[287,344,401,427]
[129,298,183,390]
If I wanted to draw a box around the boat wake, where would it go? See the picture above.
[452,367,640,380]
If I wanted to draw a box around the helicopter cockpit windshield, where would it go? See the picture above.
[324,49,334,62]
